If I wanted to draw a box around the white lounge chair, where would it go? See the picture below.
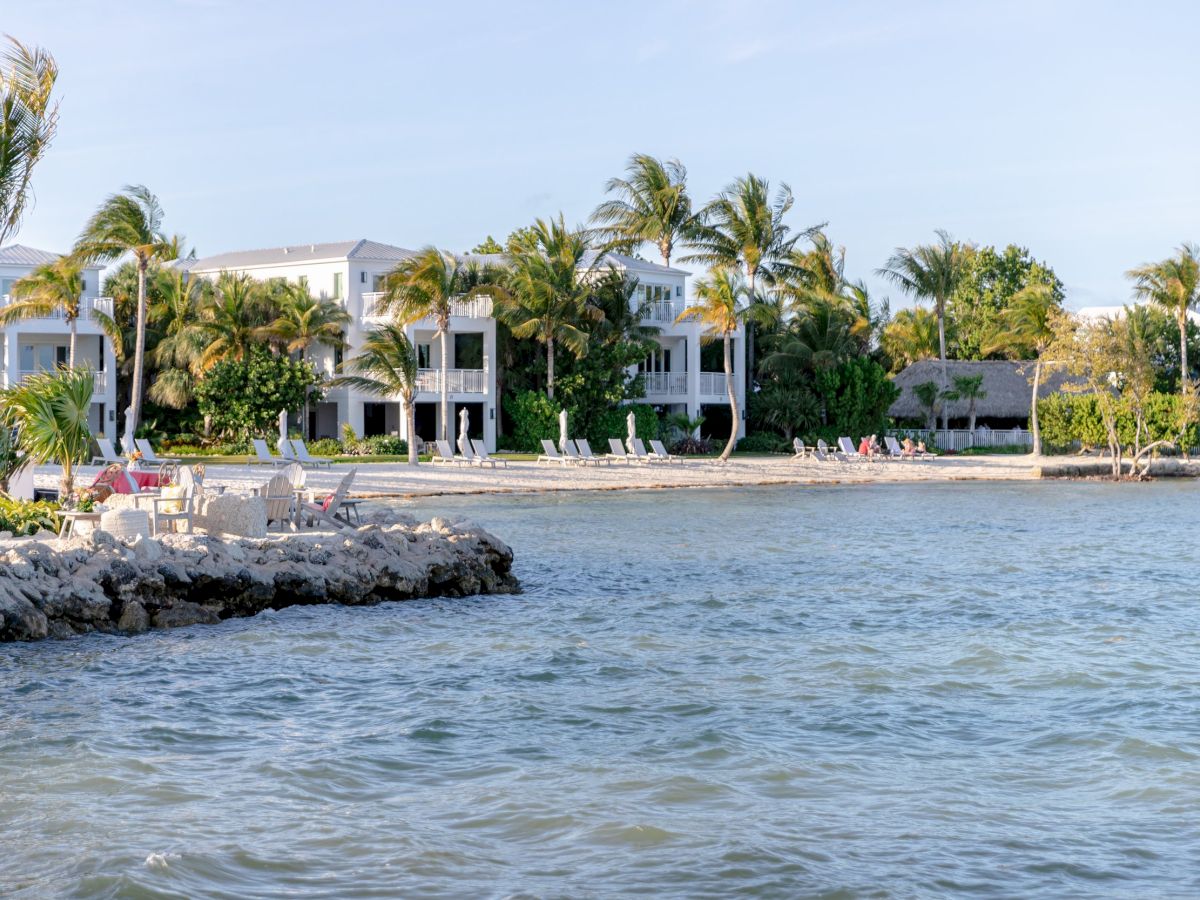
[300,468,357,529]
[564,440,602,466]
[837,436,870,462]
[631,438,663,464]
[792,437,808,459]
[538,439,572,465]
[90,437,125,466]
[649,439,683,464]
[252,439,290,467]
[135,439,180,469]
[258,470,296,532]
[574,439,611,466]
[291,439,333,468]
[433,439,468,466]
[607,438,644,465]
[884,435,912,460]
[471,439,508,468]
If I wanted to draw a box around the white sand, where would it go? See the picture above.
[38,454,1040,500]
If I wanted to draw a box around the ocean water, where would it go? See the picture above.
[3,481,1200,898]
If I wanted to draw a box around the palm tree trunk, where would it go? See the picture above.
[745,269,757,390]
[720,331,738,461]
[936,296,949,430]
[546,336,555,400]
[129,255,148,440]
[68,315,77,369]
[406,393,418,465]
[1030,356,1043,455]
[439,327,449,443]
[1180,310,1189,393]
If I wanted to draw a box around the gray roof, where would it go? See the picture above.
[583,249,689,276]
[0,244,61,266]
[188,239,415,272]
[889,359,1083,420]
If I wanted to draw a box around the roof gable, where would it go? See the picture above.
[189,239,414,272]
[0,244,61,266]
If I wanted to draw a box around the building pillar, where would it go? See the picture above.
[685,330,701,425]
[5,330,18,388]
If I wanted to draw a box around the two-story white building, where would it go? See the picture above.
[182,239,746,450]
[0,244,119,436]
[182,240,500,450]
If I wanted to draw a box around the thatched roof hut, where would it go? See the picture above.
[889,359,1078,425]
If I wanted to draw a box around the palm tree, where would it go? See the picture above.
[147,266,206,410]
[192,271,272,370]
[877,230,972,427]
[333,323,420,465]
[0,368,93,500]
[0,37,58,246]
[676,268,746,461]
[881,306,941,372]
[943,374,987,431]
[984,283,1060,454]
[262,283,350,437]
[683,174,820,377]
[377,247,479,441]
[759,297,857,378]
[1,256,84,365]
[590,154,701,266]
[1127,243,1200,393]
[495,216,595,400]
[73,185,174,440]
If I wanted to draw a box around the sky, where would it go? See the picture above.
[6,0,1200,308]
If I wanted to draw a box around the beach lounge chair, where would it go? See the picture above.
[135,439,180,471]
[278,439,297,462]
[538,439,573,465]
[258,470,296,532]
[812,448,842,465]
[564,440,603,466]
[291,439,333,468]
[631,438,663,464]
[300,467,357,529]
[605,438,637,464]
[251,439,290,467]
[89,437,125,466]
[884,435,911,460]
[471,439,508,468]
[433,439,468,466]
[574,439,611,466]
[148,465,195,535]
[649,439,683,464]
[460,439,498,468]
[837,436,869,462]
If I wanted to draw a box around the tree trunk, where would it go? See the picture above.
[936,296,949,430]
[68,316,77,369]
[546,335,555,400]
[745,269,757,392]
[968,400,976,433]
[1181,310,1189,394]
[439,326,449,443]
[720,331,739,461]
[59,458,73,503]
[129,256,149,440]
[1030,356,1043,455]
[406,394,418,464]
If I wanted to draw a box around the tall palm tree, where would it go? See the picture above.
[877,230,972,427]
[881,306,941,372]
[590,154,702,266]
[333,323,420,465]
[378,247,479,441]
[73,185,174,440]
[261,283,351,437]
[147,266,206,410]
[1127,243,1200,393]
[984,283,1060,455]
[2,255,84,365]
[676,268,746,461]
[760,297,857,378]
[0,36,58,246]
[0,367,93,500]
[495,216,595,400]
[192,271,273,370]
[683,174,820,377]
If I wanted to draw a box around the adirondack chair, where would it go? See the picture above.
[149,465,196,535]
[258,470,296,532]
[300,468,357,529]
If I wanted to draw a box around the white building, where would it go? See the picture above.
[183,240,746,450]
[0,244,118,436]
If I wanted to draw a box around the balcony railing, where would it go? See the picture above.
[642,372,688,396]
[14,369,108,393]
[0,295,114,321]
[360,292,494,320]
[415,367,487,393]
[699,371,731,397]
[644,300,682,323]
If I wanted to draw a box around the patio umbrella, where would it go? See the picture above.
[278,409,289,453]
[626,410,636,454]
[458,407,470,456]
[122,406,135,458]
[559,408,568,453]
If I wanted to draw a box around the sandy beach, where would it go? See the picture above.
[34,454,1047,500]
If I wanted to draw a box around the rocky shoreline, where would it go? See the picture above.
[0,510,519,642]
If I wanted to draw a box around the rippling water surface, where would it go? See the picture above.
[4,481,1200,898]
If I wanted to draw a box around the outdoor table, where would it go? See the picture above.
[58,510,103,540]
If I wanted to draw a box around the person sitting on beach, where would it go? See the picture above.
[868,434,881,456]
[858,435,871,457]
[901,437,916,458]
[917,440,929,456]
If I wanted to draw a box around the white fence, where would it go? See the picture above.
[642,372,688,396]
[0,295,114,320]
[415,367,487,393]
[888,427,1033,452]
[360,292,492,320]
[699,371,731,397]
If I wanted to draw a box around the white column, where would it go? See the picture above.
[734,333,747,438]
[685,329,701,422]
[5,330,19,387]
[346,393,364,439]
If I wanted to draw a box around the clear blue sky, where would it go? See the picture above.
[7,0,1200,308]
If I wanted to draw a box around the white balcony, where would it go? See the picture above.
[0,295,114,322]
[699,371,732,397]
[642,371,688,396]
[13,369,108,394]
[415,367,488,394]
[643,300,682,323]
[361,292,494,321]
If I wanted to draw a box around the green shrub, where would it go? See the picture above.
[0,496,59,536]
[363,435,407,456]
[506,391,560,452]
[194,347,320,438]
[1036,391,1200,452]
[737,432,789,453]
[307,438,344,457]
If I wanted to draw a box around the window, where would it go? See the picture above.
[373,274,386,291]
[360,271,366,284]
[333,272,343,298]
[333,338,344,369]
[298,275,308,289]
[417,344,431,368]
[455,333,484,369]
[676,285,681,297]
[81,278,87,292]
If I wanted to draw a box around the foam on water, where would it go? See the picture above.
[3,481,1200,897]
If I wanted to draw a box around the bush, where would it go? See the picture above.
[0,496,59,536]
[194,347,320,438]
[813,357,899,444]
[737,432,789,453]
[307,438,344,457]
[363,435,408,456]
[1036,391,1200,452]
[506,391,561,452]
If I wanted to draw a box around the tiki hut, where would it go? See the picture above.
[889,359,1079,429]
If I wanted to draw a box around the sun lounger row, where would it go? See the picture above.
[537,438,682,466]
[429,438,509,467]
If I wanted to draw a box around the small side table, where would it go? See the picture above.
[59,510,103,541]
